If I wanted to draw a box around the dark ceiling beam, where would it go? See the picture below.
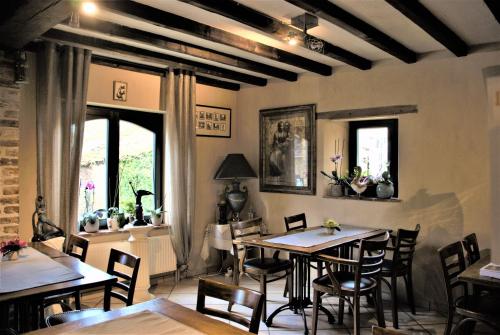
[0,0,74,49]
[43,29,267,86]
[99,0,332,76]
[179,0,372,70]
[92,55,240,91]
[484,0,500,24]
[386,0,469,57]
[284,0,417,64]
[73,17,297,81]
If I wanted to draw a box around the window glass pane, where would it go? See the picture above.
[119,121,155,213]
[79,119,108,217]
[356,127,388,178]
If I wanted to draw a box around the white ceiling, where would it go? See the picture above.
[64,0,500,84]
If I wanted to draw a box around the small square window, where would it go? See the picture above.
[349,119,398,197]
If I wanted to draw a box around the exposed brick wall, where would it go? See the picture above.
[0,54,20,242]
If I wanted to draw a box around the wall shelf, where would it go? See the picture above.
[323,195,401,202]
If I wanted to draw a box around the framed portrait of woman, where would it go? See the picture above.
[259,104,316,195]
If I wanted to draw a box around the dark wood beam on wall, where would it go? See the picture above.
[484,0,500,24]
[386,0,469,57]
[179,0,372,70]
[73,17,297,81]
[99,0,332,76]
[284,0,417,64]
[43,29,267,86]
[0,0,74,49]
[92,55,240,91]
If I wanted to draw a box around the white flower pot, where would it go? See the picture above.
[107,217,120,231]
[151,213,164,226]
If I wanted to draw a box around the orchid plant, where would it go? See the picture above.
[84,180,95,213]
[320,139,346,185]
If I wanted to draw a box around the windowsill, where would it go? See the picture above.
[78,225,170,239]
[323,195,401,202]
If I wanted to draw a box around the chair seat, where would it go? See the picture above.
[312,272,377,295]
[243,258,293,275]
[455,295,500,326]
[380,259,408,276]
[46,308,105,326]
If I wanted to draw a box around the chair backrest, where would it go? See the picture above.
[438,241,468,308]
[105,248,141,307]
[284,213,307,232]
[324,232,389,294]
[356,233,390,284]
[392,224,420,268]
[462,233,480,265]
[196,278,264,334]
[229,218,263,263]
[372,325,406,335]
[64,234,89,262]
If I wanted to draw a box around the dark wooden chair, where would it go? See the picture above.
[196,278,264,334]
[229,218,293,322]
[64,234,90,262]
[380,224,420,328]
[41,234,90,320]
[311,232,390,335]
[45,248,140,326]
[438,241,500,335]
[371,326,406,334]
[462,233,480,266]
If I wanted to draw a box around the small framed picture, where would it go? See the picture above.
[195,105,231,138]
[198,121,205,129]
[113,81,127,101]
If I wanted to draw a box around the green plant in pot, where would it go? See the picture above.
[376,170,394,199]
[107,207,126,231]
[149,206,166,226]
[323,218,341,235]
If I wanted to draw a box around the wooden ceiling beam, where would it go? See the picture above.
[72,17,297,81]
[484,0,500,24]
[0,0,74,49]
[99,0,332,76]
[92,55,240,91]
[42,29,267,86]
[284,0,417,64]
[179,0,372,70]
[386,0,469,57]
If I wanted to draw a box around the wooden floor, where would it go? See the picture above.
[65,275,496,335]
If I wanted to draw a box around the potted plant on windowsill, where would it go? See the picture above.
[80,181,100,233]
[321,139,346,197]
[149,206,166,226]
[376,169,394,199]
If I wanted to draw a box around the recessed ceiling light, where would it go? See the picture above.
[81,2,97,15]
[286,31,298,46]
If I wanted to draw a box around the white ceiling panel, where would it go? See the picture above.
[421,0,500,45]
[332,0,445,53]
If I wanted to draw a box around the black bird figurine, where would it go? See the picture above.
[129,182,153,226]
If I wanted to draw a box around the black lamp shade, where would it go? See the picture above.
[214,154,257,180]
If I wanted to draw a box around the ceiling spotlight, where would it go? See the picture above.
[81,2,97,15]
[286,31,298,46]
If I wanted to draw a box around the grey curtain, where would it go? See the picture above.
[36,42,91,234]
[160,70,197,274]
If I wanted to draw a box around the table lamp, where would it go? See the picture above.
[214,154,257,221]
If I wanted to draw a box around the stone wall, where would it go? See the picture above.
[0,54,20,242]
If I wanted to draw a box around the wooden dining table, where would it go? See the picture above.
[458,254,500,289]
[0,242,117,332]
[26,297,252,335]
[236,225,388,335]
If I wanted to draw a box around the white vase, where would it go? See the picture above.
[107,217,120,231]
[82,214,99,233]
[151,213,164,226]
